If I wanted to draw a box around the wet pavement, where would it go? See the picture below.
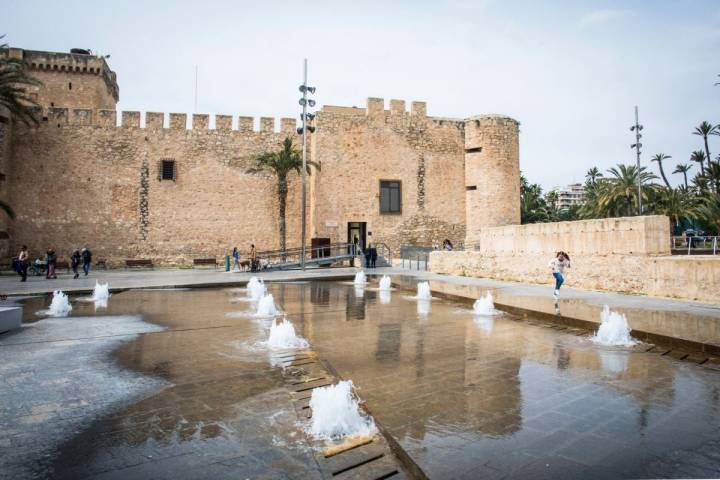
[278,280,720,479]
[1,280,720,479]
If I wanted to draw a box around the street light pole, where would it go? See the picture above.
[630,106,644,215]
[300,59,308,270]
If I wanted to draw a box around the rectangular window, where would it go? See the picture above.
[160,159,176,181]
[380,180,401,214]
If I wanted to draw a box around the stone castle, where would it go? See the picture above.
[0,48,520,265]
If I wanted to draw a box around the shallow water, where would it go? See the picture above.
[5,281,720,479]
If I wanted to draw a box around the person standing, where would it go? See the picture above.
[71,249,81,279]
[549,251,571,299]
[81,246,92,276]
[232,247,240,271]
[17,245,29,282]
[370,244,378,268]
[250,244,257,272]
[46,248,57,279]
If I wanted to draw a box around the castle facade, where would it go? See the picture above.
[0,48,520,264]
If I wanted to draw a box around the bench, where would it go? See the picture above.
[125,259,153,269]
[193,258,217,268]
[96,259,108,270]
[55,260,70,273]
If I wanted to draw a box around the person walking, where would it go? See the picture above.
[549,251,571,299]
[81,246,92,276]
[46,248,57,279]
[17,245,29,282]
[370,244,378,268]
[71,249,81,279]
[232,247,240,271]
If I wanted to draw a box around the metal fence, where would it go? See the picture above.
[671,236,719,255]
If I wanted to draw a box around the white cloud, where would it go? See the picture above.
[578,9,633,28]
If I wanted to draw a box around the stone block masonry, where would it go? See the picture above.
[431,216,720,303]
[2,47,522,267]
[9,111,304,266]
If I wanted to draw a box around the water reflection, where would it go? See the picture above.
[272,281,720,479]
[16,282,719,480]
[597,349,630,373]
[416,299,431,317]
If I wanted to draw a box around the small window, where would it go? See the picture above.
[380,180,401,214]
[68,82,72,90]
[160,159,176,181]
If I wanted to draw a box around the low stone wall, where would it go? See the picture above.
[430,216,720,303]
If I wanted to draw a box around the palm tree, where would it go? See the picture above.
[520,175,550,224]
[247,137,319,254]
[691,150,707,176]
[672,163,692,189]
[585,167,603,187]
[697,194,720,234]
[599,164,658,216]
[652,187,698,234]
[0,37,41,126]
[702,160,720,194]
[650,153,672,188]
[693,121,718,172]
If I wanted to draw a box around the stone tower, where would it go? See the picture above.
[1,48,119,111]
[463,115,520,248]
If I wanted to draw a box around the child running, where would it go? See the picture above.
[549,251,571,299]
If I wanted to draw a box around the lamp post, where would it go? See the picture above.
[630,106,644,215]
[297,59,316,270]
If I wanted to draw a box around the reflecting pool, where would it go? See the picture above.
[3,280,720,479]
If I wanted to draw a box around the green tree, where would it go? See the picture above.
[690,150,707,176]
[672,163,692,189]
[0,38,41,126]
[247,137,319,253]
[697,194,720,234]
[700,160,720,194]
[520,174,549,224]
[544,189,559,221]
[598,164,658,217]
[650,153,672,188]
[558,204,581,221]
[651,187,698,234]
[693,121,718,172]
[585,167,603,186]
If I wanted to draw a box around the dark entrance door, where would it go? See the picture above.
[347,222,367,255]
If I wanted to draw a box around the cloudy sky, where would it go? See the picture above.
[5,0,720,189]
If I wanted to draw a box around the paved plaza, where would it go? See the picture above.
[1,267,720,479]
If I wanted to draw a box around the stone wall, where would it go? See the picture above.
[0,107,11,258]
[429,216,720,303]
[310,98,468,254]
[8,111,302,266]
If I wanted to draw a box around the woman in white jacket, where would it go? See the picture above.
[549,251,571,299]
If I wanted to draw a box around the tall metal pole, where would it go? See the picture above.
[634,106,642,215]
[300,59,308,270]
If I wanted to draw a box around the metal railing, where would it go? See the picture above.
[671,236,719,255]
[250,242,357,270]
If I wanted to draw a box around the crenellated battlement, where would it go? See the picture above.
[321,97,428,117]
[1,48,120,102]
[30,107,299,134]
